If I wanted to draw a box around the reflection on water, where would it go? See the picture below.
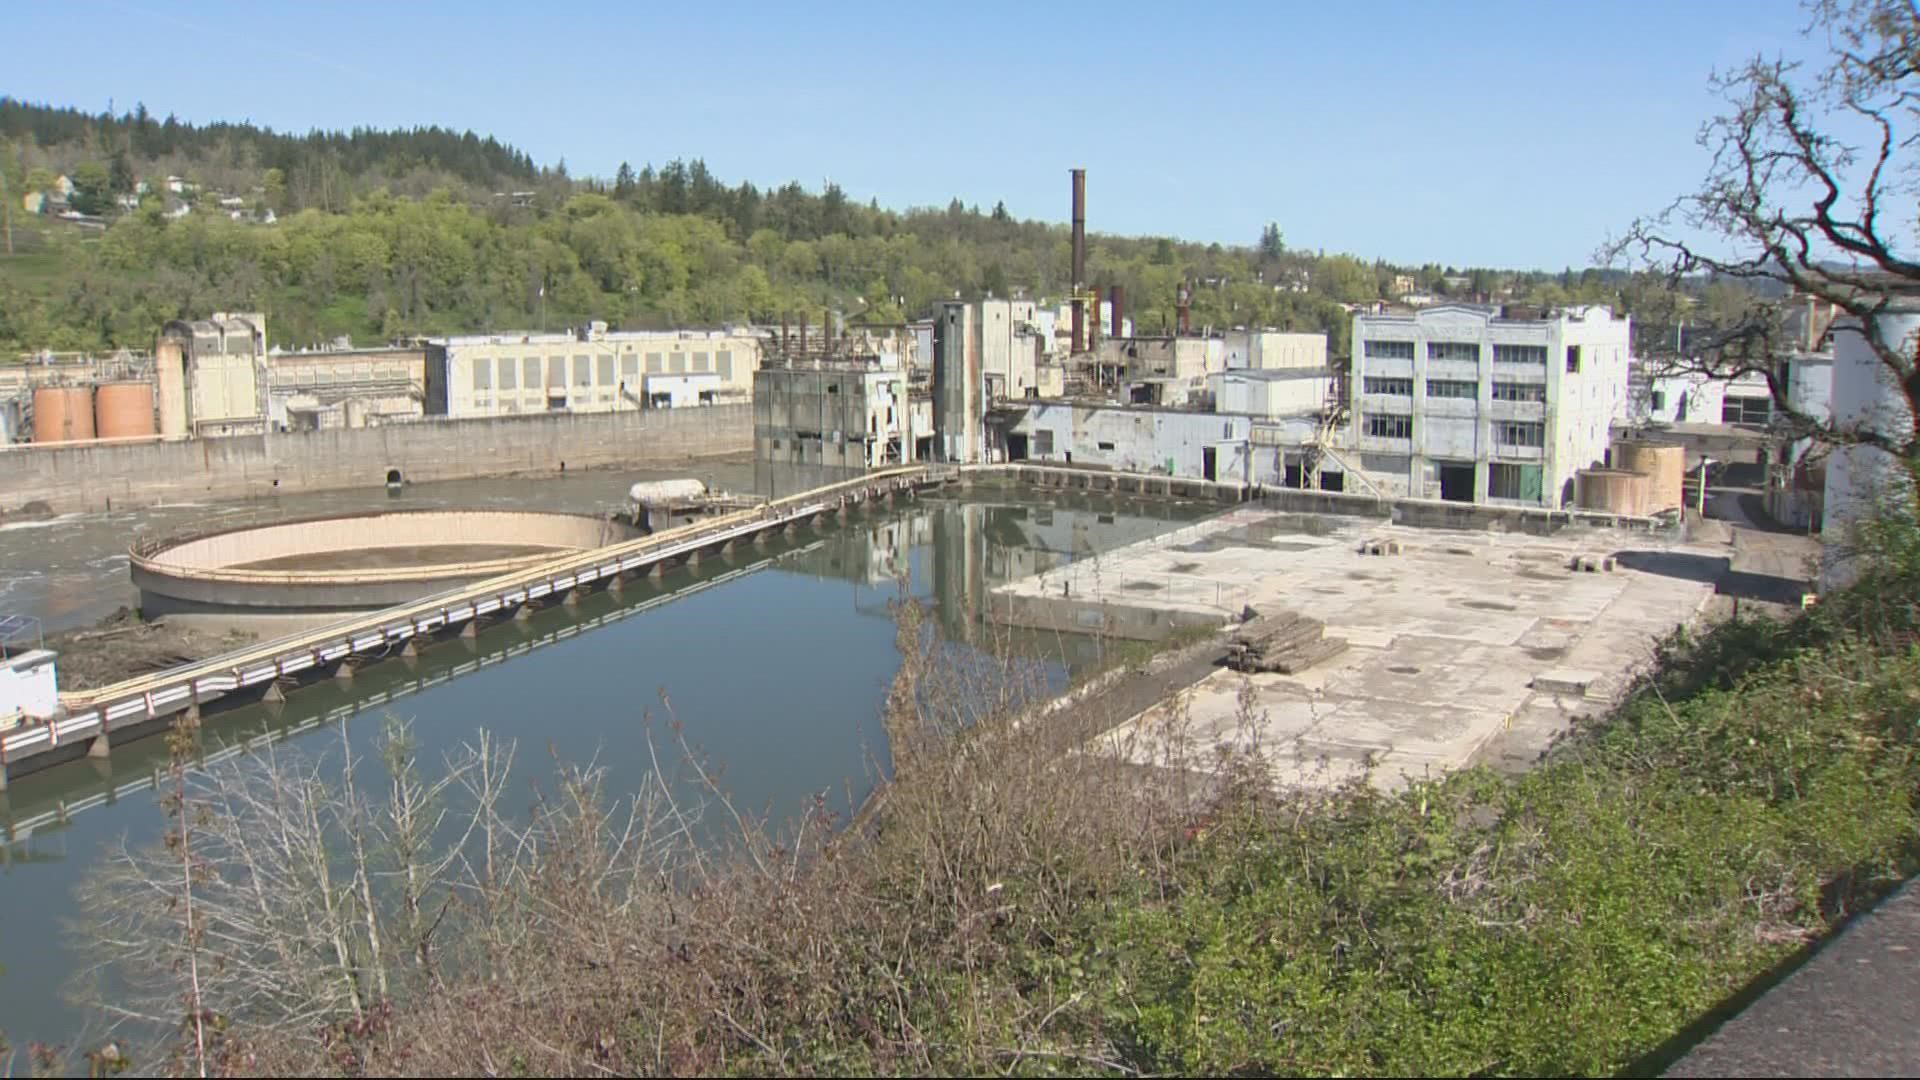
[0,471,1216,1048]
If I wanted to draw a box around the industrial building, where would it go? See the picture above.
[753,326,930,471]
[424,323,762,419]
[157,312,270,437]
[1001,402,1256,482]
[1348,303,1632,507]
[1822,298,1920,587]
[268,346,427,431]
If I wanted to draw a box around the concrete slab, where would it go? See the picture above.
[1000,507,1730,791]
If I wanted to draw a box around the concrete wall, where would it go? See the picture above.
[0,404,752,514]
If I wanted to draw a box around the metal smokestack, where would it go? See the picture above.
[1176,281,1192,336]
[1070,168,1086,354]
[1110,284,1124,339]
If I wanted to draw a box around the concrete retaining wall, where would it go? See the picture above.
[0,404,752,514]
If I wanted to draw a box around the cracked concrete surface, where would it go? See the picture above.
[995,507,1789,790]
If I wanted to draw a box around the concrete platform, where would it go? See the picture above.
[1006,507,1727,790]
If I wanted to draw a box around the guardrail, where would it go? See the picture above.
[1,465,943,780]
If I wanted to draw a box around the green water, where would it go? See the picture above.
[0,480,1213,1054]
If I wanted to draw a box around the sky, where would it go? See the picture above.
[4,0,1822,270]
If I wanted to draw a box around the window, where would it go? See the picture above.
[1363,338,1416,360]
[1495,420,1545,448]
[1493,344,1548,365]
[547,357,566,389]
[692,351,710,373]
[1426,379,1477,399]
[1034,429,1054,455]
[1364,376,1413,396]
[1223,422,1234,438]
[1427,341,1480,362]
[1489,462,1544,501]
[1097,440,1116,451]
[573,355,592,387]
[1722,396,1772,424]
[1565,345,1582,373]
[645,352,664,374]
[717,349,733,380]
[1364,413,1413,439]
[499,358,516,390]
[598,356,615,386]
[669,352,687,374]
[621,355,639,380]
[1491,381,1547,402]
[1650,389,1667,412]
[471,358,491,391]
[524,357,541,389]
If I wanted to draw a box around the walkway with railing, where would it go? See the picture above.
[0,465,944,786]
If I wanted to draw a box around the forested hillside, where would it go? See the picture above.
[0,99,1634,354]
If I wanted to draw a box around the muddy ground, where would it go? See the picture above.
[41,608,257,692]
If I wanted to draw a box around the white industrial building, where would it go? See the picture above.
[1348,304,1631,506]
[424,323,762,419]
[1004,401,1254,482]
[1222,330,1329,372]
[1822,303,1920,588]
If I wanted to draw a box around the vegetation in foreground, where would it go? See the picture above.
[37,485,1918,1077]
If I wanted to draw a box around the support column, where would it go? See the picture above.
[88,730,111,759]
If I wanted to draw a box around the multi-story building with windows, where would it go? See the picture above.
[1348,304,1631,506]
[424,322,762,419]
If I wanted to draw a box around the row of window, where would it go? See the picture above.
[469,350,734,392]
[1361,413,1545,448]
[1360,341,1559,365]
[1362,377,1545,401]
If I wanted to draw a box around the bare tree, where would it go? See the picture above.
[1610,0,1920,457]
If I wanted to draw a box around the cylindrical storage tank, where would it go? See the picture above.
[1615,441,1685,513]
[32,386,96,444]
[628,478,709,505]
[94,380,156,438]
[1823,307,1920,587]
[1577,468,1651,517]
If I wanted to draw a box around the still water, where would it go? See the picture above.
[0,468,1213,1051]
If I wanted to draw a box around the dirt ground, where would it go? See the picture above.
[41,608,257,692]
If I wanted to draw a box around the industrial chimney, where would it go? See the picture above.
[1070,168,1087,354]
[1109,284,1124,340]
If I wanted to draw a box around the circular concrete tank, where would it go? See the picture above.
[1614,441,1685,513]
[94,380,156,439]
[32,386,96,443]
[132,509,642,632]
[1577,468,1652,517]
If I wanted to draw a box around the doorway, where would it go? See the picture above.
[1437,462,1476,503]
[1202,445,1218,482]
[1006,433,1029,461]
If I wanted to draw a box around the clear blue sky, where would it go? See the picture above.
[8,0,1816,269]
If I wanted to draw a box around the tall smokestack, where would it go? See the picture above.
[1070,168,1086,353]
[1110,284,1124,340]
[1176,281,1191,336]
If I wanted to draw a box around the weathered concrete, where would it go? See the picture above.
[0,403,752,514]
[1005,507,1728,790]
[132,509,640,630]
